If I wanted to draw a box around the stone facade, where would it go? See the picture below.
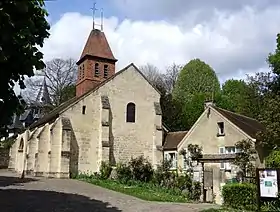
[8,64,163,178]
[164,105,264,205]
[0,148,9,169]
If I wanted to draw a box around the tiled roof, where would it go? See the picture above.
[78,29,117,64]
[213,106,264,139]
[163,131,188,150]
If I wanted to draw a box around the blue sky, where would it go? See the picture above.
[40,0,280,82]
[45,0,125,24]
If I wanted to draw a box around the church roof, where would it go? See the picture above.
[29,63,161,130]
[77,29,117,64]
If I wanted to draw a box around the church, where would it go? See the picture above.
[8,27,164,178]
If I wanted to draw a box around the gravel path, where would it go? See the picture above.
[0,170,217,212]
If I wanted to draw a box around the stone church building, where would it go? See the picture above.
[8,28,163,178]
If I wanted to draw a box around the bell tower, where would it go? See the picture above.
[76,4,117,97]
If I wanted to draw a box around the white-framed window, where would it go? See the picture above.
[164,151,177,169]
[219,146,237,170]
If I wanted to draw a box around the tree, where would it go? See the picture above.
[0,1,50,137]
[233,139,256,181]
[267,33,280,94]
[139,63,166,94]
[25,58,77,106]
[172,59,220,129]
[163,63,182,94]
[257,34,280,151]
[216,79,261,119]
[173,59,220,102]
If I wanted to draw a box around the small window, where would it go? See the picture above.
[104,64,108,78]
[82,105,86,114]
[95,63,99,77]
[217,122,225,136]
[126,102,135,122]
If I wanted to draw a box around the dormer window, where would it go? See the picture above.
[104,64,108,78]
[95,63,99,77]
[217,122,225,136]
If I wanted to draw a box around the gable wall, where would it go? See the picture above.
[62,65,162,173]
[97,66,161,165]
[178,108,249,155]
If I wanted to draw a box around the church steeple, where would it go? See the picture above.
[76,28,117,97]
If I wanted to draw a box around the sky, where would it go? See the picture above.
[42,0,280,82]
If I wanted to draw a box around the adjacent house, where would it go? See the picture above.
[163,102,265,204]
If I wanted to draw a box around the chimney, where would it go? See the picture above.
[204,100,215,110]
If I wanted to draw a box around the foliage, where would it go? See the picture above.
[24,58,77,106]
[187,144,203,160]
[222,183,257,211]
[233,139,256,180]
[129,155,153,182]
[0,136,16,149]
[217,79,257,118]
[172,59,220,129]
[115,162,132,183]
[257,33,280,151]
[258,94,280,150]
[99,161,112,180]
[261,195,280,212]
[265,150,280,168]
[152,159,173,186]
[0,1,50,137]
[267,33,280,94]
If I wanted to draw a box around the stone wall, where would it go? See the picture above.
[0,148,9,169]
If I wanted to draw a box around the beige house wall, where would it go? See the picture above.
[176,106,261,205]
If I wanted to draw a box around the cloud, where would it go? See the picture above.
[41,5,279,83]
[113,0,278,22]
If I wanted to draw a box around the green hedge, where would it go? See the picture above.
[222,183,257,211]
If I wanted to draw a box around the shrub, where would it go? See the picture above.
[115,162,132,183]
[191,181,201,201]
[129,156,153,182]
[222,183,257,211]
[174,174,192,191]
[153,159,172,186]
[99,161,112,179]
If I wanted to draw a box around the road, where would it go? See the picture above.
[0,170,217,212]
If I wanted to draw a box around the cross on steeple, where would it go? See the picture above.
[90,1,98,29]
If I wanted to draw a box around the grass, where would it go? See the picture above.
[78,177,189,203]
[200,208,256,212]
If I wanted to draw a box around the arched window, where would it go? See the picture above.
[95,63,99,77]
[126,102,136,123]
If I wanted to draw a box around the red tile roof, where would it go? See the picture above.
[78,29,117,63]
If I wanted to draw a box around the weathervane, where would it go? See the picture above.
[90,1,104,31]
